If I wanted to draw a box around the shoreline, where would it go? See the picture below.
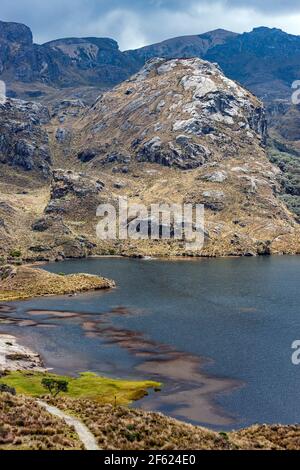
[0,333,46,372]
[26,252,300,272]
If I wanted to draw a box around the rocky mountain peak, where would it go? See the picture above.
[45,37,119,51]
[0,20,33,46]
[76,57,267,170]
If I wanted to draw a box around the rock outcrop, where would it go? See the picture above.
[0,98,51,177]
[76,57,267,170]
[46,169,105,215]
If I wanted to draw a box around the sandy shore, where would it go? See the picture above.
[0,334,45,372]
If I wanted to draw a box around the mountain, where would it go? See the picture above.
[0,20,138,100]
[75,57,267,169]
[0,21,300,259]
[72,59,299,260]
[205,27,300,102]
[1,57,298,261]
[1,20,300,106]
[0,21,236,93]
[126,29,238,64]
[44,36,138,86]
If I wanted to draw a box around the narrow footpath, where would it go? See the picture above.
[37,400,100,451]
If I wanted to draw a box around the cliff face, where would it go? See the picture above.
[0,98,51,177]
[0,20,138,92]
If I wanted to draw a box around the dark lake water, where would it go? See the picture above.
[0,256,300,430]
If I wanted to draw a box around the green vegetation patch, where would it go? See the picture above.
[0,371,161,406]
[268,145,300,219]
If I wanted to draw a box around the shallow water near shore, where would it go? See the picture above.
[0,256,300,430]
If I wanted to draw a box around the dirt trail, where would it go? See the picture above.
[37,400,99,451]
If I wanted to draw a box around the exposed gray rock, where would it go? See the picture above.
[31,217,53,232]
[55,127,71,143]
[13,140,35,170]
[200,190,225,211]
[45,169,105,217]
[78,58,267,172]
[52,99,85,116]
[200,171,228,183]
[137,135,211,169]
[50,169,103,198]
[0,98,51,177]
[78,148,98,163]
[103,153,131,165]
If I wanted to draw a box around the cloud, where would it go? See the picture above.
[0,0,300,50]
[227,0,300,13]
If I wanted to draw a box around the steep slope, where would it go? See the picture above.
[45,37,138,87]
[1,20,300,107]
[0,20,236,99]
[0,21,63,85]
[75,57,267,168]
[68,58,299,257]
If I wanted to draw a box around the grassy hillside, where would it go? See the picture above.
[0,393,83,450]
[1,389,299,450]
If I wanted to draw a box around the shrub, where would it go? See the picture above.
[0,383,16,396]
[9,249,22,259]
[41,378,69,398]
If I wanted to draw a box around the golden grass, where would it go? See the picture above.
[45,397,300,450]
[0,266,115,301]
[0,393,83,450]
[1,392,299,450]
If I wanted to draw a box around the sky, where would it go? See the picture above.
[1,0,300,50]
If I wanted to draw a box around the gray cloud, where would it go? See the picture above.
[227,0,300,13]
[0,0,300,50]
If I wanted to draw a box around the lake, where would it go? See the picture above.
[0,256,299,430]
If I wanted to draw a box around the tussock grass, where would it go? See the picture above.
[0,265,115,301]
[46,398,300,450]
[0,393,83,450]
[1,391,300,450]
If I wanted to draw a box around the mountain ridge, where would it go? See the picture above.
[1,18,300,107]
